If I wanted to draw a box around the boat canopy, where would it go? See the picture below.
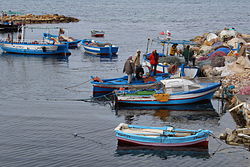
[152,38,197,45]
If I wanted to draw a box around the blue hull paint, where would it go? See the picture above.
[119,92,215,106]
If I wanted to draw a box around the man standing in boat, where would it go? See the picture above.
[169,43,178,56]
[149,50,159,76]
[183,45,195,66]
[123,56,135,84]
[132,50,144,80]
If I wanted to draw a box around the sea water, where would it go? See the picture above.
[0,0,249,166]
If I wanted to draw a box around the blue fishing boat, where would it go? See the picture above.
[43,33,81,49]
[81,39,118,55]
[91,73,170,97]
[0,40,71,55]
[0,25,71,56]
[115,78,221,106]
[114,123,212,147]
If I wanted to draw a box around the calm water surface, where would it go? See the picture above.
[0,0,249,166]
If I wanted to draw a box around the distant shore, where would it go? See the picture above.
[0,14,80,24]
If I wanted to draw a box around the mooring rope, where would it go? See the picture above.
[72,127,114,149]
[65,78,92,89]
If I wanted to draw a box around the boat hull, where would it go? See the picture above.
[116,83,221,106]
[117,137,209,148]
[115,124,212,148]
[0,42,71,55]
[91,30,105,37]
[0,24,20,32]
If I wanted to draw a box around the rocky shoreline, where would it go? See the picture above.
[0,14,79,24]
[180,28,250,148]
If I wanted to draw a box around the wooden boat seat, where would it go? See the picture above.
[174,133,192,137]
[122,128,163,135]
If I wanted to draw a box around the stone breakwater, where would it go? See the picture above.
[0,14,79,24]
[219,95,250,148]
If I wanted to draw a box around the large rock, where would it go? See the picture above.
[219,29,238,39]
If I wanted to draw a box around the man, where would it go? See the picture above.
[169,44,178,56]
[149,50,159,76]
[238,42,246,57]
[133,50,141,67]
[123,56,135,84]
[183,45,195,66]
[135,64,144,80]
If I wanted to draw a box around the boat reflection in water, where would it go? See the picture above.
[115,145,210,159]
[0,52,70,61]
[82,52,118,62]
[114,100,219,124]
[0,52,70,60]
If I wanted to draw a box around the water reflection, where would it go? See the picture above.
[82,52,118,62]
[114,101,220,124]
[0,52,70,62]
[115,145,210,160]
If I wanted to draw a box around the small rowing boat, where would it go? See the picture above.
[81,39,118,55]
[114,123,212,148]
[91,30,105,37]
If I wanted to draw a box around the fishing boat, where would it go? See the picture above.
[114,123,212,148]
[144,38,199,78]
[0,23,21,32]
[0,40,71,55]
[114,78,221,106]
[0,11,23,33]
[91,73,170,97]
[91,30,105,37]
[43,33,81,49]
[0,26,71,56]
[81,39,118,55]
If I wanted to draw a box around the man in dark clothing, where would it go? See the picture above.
[135,64,144,80]
[183,45,195,66]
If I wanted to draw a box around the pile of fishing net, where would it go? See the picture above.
[158,56,182,66]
